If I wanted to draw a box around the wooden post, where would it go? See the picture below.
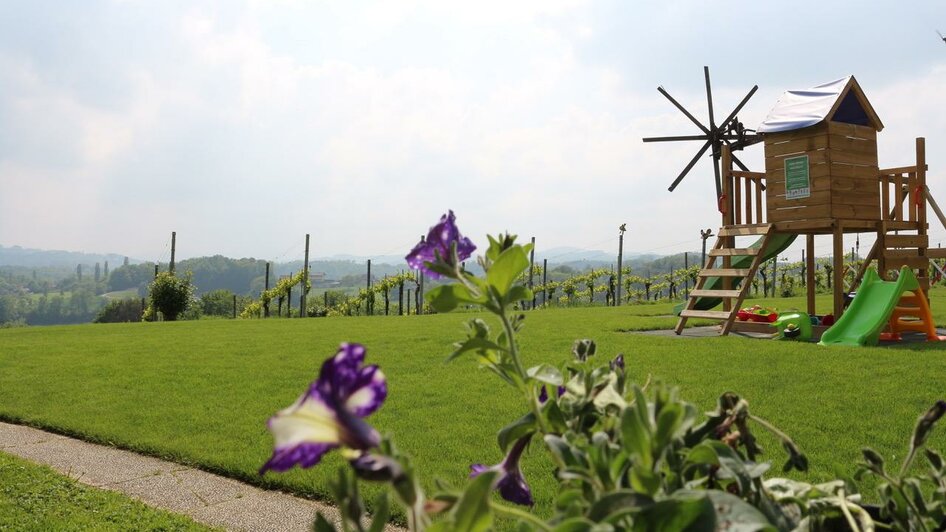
[324,291,329,308]
[154,264,159,279]
[366,259,372,315]
[264,262,271,318]
[542,259,548,307]
[833,223,844,319]
[683,252,688,298]
[398,275,404,315]
[300,234,309,318]
[917,137,928,294]
[417,236,424,315]
[771,257,777,297]
[287,277,293,318]
[170,231,176,274]
[406,289,411,315]
[806,235,815,316]
[529,237,536,309]
[616,227,625,306]
[721,145,733,312]
[801,249,806,287]
[384,276,390,316]
[232,294,237,319]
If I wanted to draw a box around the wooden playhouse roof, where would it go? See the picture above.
[757,76,883,134]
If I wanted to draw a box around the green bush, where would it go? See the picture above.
[94,299,143,323]
[146,272,194,321]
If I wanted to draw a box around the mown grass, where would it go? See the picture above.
[0,451,213,530]
[0,295,944,522]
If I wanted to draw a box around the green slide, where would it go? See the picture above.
[673,232,797,315]
[819,266,917,347]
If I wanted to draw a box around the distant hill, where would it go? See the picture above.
[0,245,134,269]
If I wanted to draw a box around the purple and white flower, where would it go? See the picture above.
[406,210,476,279]
[469,435,534,506]
[610,354,625,371]
[260,343,387,474]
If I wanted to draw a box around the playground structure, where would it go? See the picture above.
[659,75,946,341]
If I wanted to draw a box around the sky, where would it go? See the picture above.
[2,0,946,264]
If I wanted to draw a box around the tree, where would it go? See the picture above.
[147,272,194,321]
[95,299,143,323]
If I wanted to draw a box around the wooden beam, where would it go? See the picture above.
[709,248,760,257]
[689,289,742,298]
[699,268,751,277]
[806,234,816,315]
[833,222,844,319]
[680,310,731,320]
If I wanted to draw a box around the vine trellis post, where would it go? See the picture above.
[264,262,271,317]
[300,234,309,318]
[529,237,536,309]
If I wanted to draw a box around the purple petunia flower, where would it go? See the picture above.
[260,343,387,474]
[610,354,625,371]
[469,435,534,506]
[538,385,566,404]
[405,210,476,279]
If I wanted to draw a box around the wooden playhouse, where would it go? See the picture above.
[675,76,946,338]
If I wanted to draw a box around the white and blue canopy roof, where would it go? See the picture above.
[757,76,883,134]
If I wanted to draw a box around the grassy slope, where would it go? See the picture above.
[0,294,944,517]
[0,451,212,530]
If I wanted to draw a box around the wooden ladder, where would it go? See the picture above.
[675,224,774,336]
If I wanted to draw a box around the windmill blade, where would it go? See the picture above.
[718,85,759,131]
[667,140,712,192]
[657,86,710,134]
[642,134,710,142]
[938,29,945,41]
[704,66,716,130]
[729,151,766,190]
[730,152,750,172]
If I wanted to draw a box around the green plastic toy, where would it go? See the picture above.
[773,311,813,341]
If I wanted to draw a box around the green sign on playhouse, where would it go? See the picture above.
[784,155,810,200]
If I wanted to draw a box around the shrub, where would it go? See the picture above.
[146,272,194,321]
[94,299,143,323]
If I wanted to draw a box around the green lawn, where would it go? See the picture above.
[0,451,212,530]
[0,296,944,522]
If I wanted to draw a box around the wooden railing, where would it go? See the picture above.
[879,164,927,223]
[721,145,766,227]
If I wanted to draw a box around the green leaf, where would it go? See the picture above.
[527,364,564,385]
[451,470,497,532]
[632,493,714,532]
[507,284,534,304]
[621,405,653,468]
[703,491,777,531]
[497,412,536,452]
[486,245,530,296]
[367,492,390,532]
[313,513,337,532]
[447,338,505,363]
[654,403,684,450]
[630,465,661,496]
[551,517,599,532]
[555,489,586,511]
[545,434,580,467]
[587,490,653,521]
[426,284,478,313]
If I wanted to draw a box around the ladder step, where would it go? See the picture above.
[680,310,732,320]
[927,248,946,259]
[717,224,771,237]
[885,235,927,248]
[689,289,742,298]
[708,248,760,257]
[699,268,751,277]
